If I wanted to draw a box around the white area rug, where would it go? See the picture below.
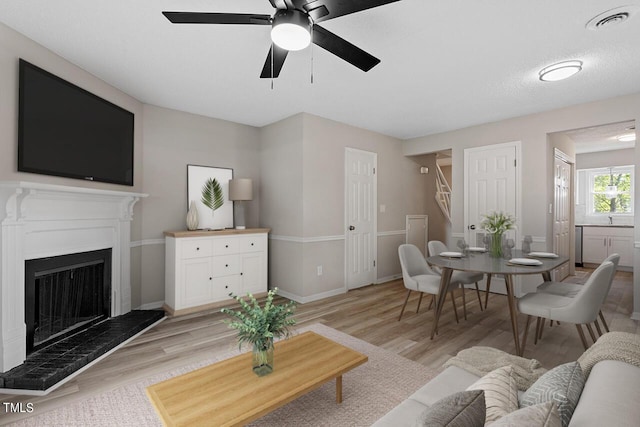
[7,324,437,426]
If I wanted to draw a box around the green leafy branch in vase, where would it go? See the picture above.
[201,177,224,215]
[221,288,297,351]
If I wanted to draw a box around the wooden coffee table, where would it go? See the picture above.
[146,331,368,426]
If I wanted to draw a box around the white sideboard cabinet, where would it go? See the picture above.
[164,228,269,315]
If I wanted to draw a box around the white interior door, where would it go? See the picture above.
[345,148,377,289]
[553,151,573,281]
[465,143,518,246]
[465,142,520,295]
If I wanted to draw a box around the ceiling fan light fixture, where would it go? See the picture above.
[539,60,583,82]
[271,10,311,51]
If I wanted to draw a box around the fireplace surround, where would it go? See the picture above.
[0,181,146,373]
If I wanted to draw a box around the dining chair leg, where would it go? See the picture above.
[416,292,424,314]
[534,317,542,345]
[461,287,468,321]
[585,323,598,344]
[599,310,610,333]
[538,318,546,341]
[428,296,434,311]
[473,282,483,311]
[520,315,532,357]
[484,274,492,309]
[450,292,460,324]
[576,324,589,350]
[398,290,411,321]
[593,318,603,337]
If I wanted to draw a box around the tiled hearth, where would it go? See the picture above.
[0,310,164,392]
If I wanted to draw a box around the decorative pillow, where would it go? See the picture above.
[414,390,485,427]
[520,361,585,427]
[466,365,519,424]
[490,402,561,427]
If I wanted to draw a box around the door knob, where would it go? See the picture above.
[469,225,476,230]
[349,225,355,231]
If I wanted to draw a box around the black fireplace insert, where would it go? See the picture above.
[24,249,111,353]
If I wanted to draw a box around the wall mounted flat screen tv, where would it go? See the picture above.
[18,59,134,186]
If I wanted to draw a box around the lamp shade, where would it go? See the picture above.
[229,179,253,201]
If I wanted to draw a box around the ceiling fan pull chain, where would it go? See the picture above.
[310,22,314,84]
[270,42,274,90]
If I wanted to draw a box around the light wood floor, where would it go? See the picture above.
[1,269,638,425]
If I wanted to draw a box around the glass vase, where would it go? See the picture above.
[252,338,274,376]
[489,232,504,258]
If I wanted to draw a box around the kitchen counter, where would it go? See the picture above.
[577,224,634,228]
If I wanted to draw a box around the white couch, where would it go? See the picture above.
[374,354,640,426]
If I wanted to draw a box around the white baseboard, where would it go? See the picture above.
[137,301,165,310]
[277,287,346,304]
[631,312,640,321]
[376,274,402,284]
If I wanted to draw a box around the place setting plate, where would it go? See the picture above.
[468,247,486,252]
[527,252,559,258]
[439,251,463,258]
[508,258,543,266]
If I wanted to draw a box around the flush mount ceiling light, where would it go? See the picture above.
[271,9,311,51]
[539,60,583,82]
[617,133,637,142]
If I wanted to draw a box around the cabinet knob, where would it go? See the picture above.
[240,272,243,276]
[225,264,229,267]
[209,277,212,280]
[225,285,229,289]
[251,243,254,246]
[196,247,200,251]
[225,244,229,248]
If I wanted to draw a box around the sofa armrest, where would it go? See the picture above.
[569,360,640,427]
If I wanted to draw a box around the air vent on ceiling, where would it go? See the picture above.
[586,6,638,30]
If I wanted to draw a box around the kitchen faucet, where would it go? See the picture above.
[608,215,613,225]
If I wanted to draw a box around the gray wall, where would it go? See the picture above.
[576,148,635,169]
[140,105,261,307]
[261,113,431,302]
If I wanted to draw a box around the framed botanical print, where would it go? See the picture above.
[187,164,233,230]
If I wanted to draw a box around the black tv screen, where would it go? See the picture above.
[18,59,134,186]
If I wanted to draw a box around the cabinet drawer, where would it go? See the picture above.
[239,235,266,252]
[213,238,238,254]
[213,275,241,299]
[181,240,213,259]
[212,254,240,277]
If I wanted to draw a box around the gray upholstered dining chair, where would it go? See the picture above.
[517,260,615,355]
[535,253,619,340]
[427,240,485,318]
[397,244,461,326]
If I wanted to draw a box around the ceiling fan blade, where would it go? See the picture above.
[162,12,271,25]
[295,0,401,23]
[260,44,289,78]
[312,25,380,72]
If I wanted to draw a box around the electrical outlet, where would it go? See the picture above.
[317,265,323,276]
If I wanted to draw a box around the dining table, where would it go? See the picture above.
[426,249,570,355]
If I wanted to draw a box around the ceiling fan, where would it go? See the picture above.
[162,0,401,78]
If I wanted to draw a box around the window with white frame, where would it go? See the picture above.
[585,166,634,215]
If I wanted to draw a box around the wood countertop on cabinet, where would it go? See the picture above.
[164,228,271,238]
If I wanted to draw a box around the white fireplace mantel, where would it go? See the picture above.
[0,181,147,372]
